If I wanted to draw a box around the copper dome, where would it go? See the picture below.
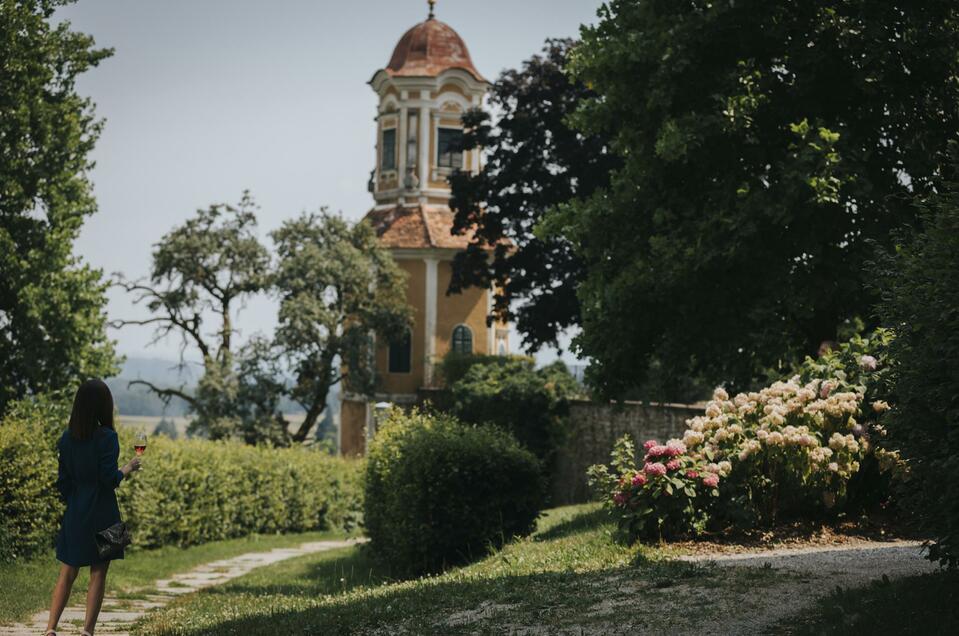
[385,18,486,82]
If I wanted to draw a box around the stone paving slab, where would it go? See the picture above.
[0,538,365,636]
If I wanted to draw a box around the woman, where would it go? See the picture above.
[45,379,140,636]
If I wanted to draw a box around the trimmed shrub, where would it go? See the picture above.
[0,395,364,562]
[449,358,580,468]
[873,176,959,567]
[364,408,543,575]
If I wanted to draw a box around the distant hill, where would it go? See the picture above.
[108,355,330,418]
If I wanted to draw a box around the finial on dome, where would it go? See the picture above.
[428,0,436,20]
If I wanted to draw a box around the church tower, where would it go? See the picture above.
[339,2,510,455]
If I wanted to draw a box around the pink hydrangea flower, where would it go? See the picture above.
[647,445,671,458]
[686,470,699,479]
[860,355,878,371]
[666,459,681,471]
[644,462,668,477]
[631,472,648,486]
[643,439,659,451]
[702,474,720,488]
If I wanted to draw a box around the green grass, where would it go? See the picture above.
[0,531,347,625]
[775,569,959,635]
[134,504,783,635]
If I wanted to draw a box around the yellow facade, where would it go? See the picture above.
[434,260,488,358]
[375,258,426,395]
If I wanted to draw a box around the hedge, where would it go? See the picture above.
[365,408,543,576]
[0,395,364,562]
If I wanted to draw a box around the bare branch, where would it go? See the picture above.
[113,277,213,360]
[128,379,197,408]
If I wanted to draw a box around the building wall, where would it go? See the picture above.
[376,258,425,395]
[340,399,368,457]
[435,259,489,360]
[551,399,702,505]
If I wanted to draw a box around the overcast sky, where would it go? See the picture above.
[57,0,601,367]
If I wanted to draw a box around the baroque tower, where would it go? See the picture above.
[339,3,510,455]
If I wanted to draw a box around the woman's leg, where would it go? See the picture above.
[46,563,79,633]
[83,561,110,635]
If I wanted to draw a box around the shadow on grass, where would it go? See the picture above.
[147,567,635,635]
[138,506,738,636]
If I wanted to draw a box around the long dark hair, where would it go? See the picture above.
[68,379,115,440]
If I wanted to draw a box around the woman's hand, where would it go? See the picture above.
[121,457,141,477]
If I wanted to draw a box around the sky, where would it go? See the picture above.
[56,0,601,368]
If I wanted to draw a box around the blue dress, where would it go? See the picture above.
[55,427,125,567]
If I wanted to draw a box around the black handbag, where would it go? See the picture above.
[95,521,131,560]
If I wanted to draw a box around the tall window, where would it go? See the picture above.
[381,128,397,171]
[451,325,473,354]
[437,127,463,168]
[388,329,411,373]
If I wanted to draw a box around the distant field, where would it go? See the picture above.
[118,414,191,435]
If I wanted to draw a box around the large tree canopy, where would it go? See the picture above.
[0,0,118,413]
[544,0,959,397]
[115,193,273,440]
[272,210,411,443]
[448,39,619,351]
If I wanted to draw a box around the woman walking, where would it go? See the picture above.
[45,379,140,636]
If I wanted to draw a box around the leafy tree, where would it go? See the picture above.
[448,39,619,351]
[449,357,580,470]
[872,154,959,567]
[271,210,411,443]
[543,0,959,397]
[0,0,118,413]
[115,193,271,438]
[232,335,290,446]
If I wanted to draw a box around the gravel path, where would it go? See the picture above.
[0,538,365,636]
[674,540,939,635]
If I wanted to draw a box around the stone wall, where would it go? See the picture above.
[551,399,702,505]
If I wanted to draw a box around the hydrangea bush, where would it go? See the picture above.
[591,331,903,540]
[587,435,721,541]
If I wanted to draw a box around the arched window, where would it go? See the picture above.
[451,325,473,354]
[381,128,397,170]
[388,329,411,373]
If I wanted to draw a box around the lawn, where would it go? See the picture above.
[133,504,786,635]
[0,530,347,625]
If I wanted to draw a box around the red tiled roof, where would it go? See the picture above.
[364,205,477,250]
[385,18,486,83]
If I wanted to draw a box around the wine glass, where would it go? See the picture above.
[134,430,147,458]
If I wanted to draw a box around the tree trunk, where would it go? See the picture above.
[293,398,329,443]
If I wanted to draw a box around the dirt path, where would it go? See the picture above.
[0,539,365,636]
[673,540,938,635]
[472,541,939,636]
